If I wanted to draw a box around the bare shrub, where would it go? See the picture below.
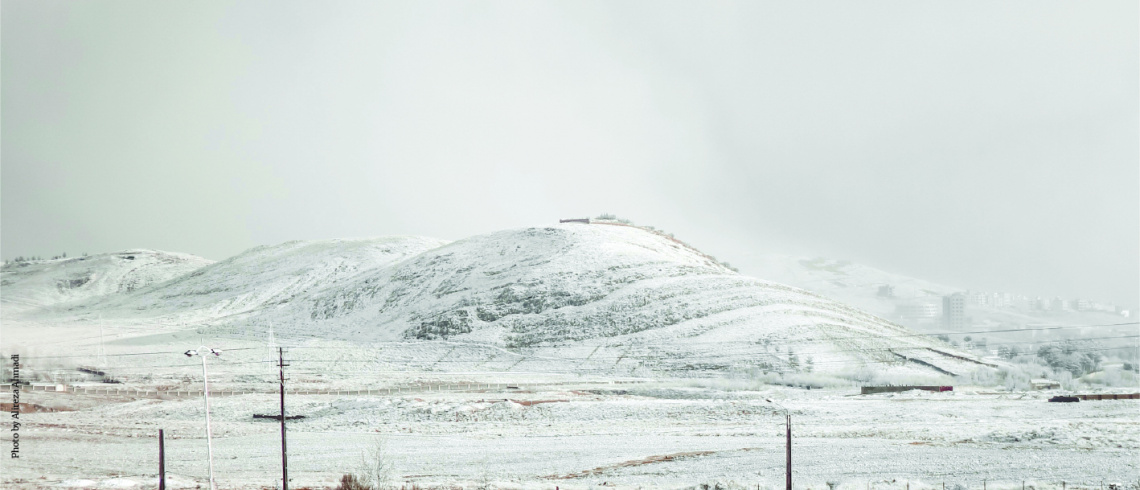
[335,474,369,490]
[335,436,392,490]
[357,435,392,489]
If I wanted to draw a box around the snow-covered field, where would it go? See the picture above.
[2,382,1137,489]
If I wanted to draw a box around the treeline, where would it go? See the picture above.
[1035,342,1104,377]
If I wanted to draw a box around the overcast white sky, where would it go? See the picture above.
[3,1,1137,307]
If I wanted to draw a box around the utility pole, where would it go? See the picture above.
[785,414,791,490]
[279,347,289,490]
[765,398,791,490]
[159,429,165,490]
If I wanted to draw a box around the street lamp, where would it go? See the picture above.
[765,398,791,490]
[185,347,222,490]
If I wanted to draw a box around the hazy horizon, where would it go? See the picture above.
[3,1,1138,307]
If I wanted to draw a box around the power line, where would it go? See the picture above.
[228,334,1137,363]
[20,338,1134,374]
[266,321,1138,350]
[22,347,260,360]
[14,321,1133,360]
[670,322,1140,346]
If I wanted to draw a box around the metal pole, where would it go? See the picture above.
[201,354,216,490]
[279,347,289,490]
[785,414,791,490]
[159,429,165,490]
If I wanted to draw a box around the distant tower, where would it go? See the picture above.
[264,322,277,362]
[942,293,968,330]
[98,313,107,367]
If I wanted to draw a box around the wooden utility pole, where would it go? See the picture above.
[159,429,165,490]
[785,414,791,490]
[278,347,289,490]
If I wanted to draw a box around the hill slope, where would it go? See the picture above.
[76,237,449,323]
[0,250,212,316]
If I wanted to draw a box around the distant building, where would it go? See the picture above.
[943,293,968,329]
[1088,301,1114,312]
[1031,379,1061,390]
[897,301,940,319]
[1025,296,1045,311]
[1014,295,1038,311]
[1050,297,1069,312]
[877,285,895,298]
[989,292,1011,308]
[1071,298,1091,311]
[966,291,988,307]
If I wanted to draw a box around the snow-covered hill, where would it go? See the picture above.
[0,250,212,315]
[234,223,985,376]
[3,225,991,377]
